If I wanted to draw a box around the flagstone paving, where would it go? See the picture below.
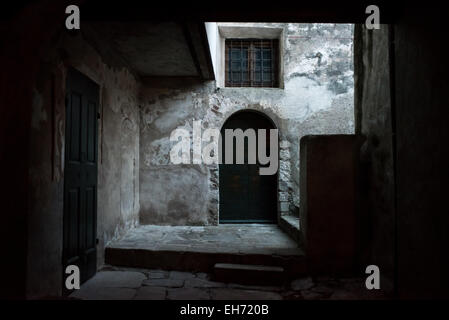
[69,266,389,300]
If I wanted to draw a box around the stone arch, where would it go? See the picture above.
[219,108,280,132]
[215,109,280,224]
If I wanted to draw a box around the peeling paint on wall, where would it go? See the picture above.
[27,31,141,298]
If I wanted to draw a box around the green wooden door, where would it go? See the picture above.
[63,68,99,291]
[219,111,277,223]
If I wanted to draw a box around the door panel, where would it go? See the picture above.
[219,111,277,223]
[63,68,99,291]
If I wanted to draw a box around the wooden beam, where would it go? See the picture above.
[180,22,204,80]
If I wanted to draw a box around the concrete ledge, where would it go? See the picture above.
[279,215,301,244]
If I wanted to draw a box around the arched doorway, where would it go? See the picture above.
[219,110,278,223]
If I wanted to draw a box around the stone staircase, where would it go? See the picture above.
[104,224,306,284]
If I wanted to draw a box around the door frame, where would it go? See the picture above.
[218,109,280,224]
[62,67,99,294]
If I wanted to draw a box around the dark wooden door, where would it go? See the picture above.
[219,111,277,223]
[63,68,99,289]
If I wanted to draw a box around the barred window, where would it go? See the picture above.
[225,39,279,88]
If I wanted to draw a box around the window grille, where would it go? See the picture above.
[225,39,279,88]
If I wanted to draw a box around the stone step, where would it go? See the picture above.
[213,263,285,285]
[105,225,306,280]
[105,247,306,280]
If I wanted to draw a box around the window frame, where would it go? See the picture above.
[225,38,280,88]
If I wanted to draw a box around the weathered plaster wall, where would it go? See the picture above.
[27,31,140,298]
[139,23,355,226]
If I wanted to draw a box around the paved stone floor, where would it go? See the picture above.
[69,266,388,300]
[107,224,303,256]
[78,225,389,300]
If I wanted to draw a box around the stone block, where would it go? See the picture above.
[278,181,289,191]
[299,135,361,274]
[184,278,226,288]
[280,140,291,149]
[279,160,291,173]
[280,202,290,212]
[280,149,291,160]
[279,192,289,202]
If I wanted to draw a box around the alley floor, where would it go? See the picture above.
[69,265,387,300]
[69,224,389,300]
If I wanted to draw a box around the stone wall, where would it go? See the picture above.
[26,30,141,298]
[353,24,395,289]
[139,23,355,225]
